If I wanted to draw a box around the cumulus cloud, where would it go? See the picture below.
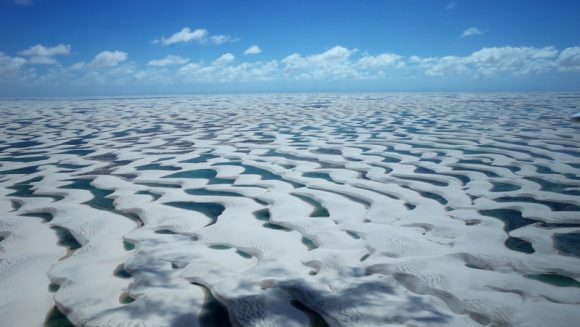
[462,27,483,37]
[282,46,359,80]
[74,61,141,86]
[469,46,557,75]
[155,28,207,45]
[25,56,58,65]
[244,45,262,55]
[18,44,71,65]
[557,47,580,72]
[416,46,559,77]
[213,53,235,66]
[147,55,189,67]
[3,44,580,91]
[178,60,279,83]
[279,47,395,80]
[91,51,128,67]
[154,27,234,46]
[420,56,470,76]
[475,46,556,75]
[0,52,26,76]
[69,62,86,70]
[19,44,70,57]
[209,35,234,45]
[357,53,403,69]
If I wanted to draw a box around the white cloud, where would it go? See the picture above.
[70,62,86,70]
[210,35,233,45]
[19,44,70,57]
[91,51,128,67]
[155,27,207,46]
[74,61,140,86]
[3,44,580,91]
[18,44,71,65]
[26,56,59,65]
[557,47,580,72]
[213,53,235,66]
[178,60,279,83]
[423,55,469,76]
[462,27,483,37]
[416,46,559,77]
[282,46,359,80]
[0,52,26,76]
[446,1,457,10]
[357,53,403,69]
[147,55,189,67]
[244,45,262,55]
[154,27,234,46]
[468,46,557,76]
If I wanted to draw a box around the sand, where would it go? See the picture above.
[1,93,579,326]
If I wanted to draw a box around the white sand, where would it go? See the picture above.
[1,93,580,326]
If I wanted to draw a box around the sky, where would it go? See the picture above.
[1,0,580,96]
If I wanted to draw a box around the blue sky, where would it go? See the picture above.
[1,0,580,96]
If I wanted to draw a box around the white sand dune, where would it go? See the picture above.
[1,93,580,326]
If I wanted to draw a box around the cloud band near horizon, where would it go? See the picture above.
[1,44,580,93]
